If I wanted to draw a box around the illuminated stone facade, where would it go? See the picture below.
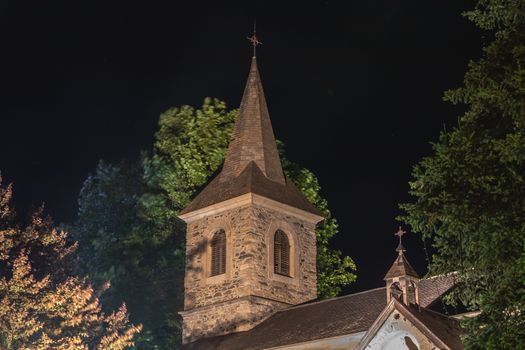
[179,193,320,343]
[178,55,323,344]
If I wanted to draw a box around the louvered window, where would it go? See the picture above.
[274,230,290,276]
[210,229,226,276]
[390,282,402,300]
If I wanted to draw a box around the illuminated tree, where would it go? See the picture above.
[0,177,141,349]
[145,98,356,298]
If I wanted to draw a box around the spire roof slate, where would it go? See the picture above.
[384,251,419,280]
[179,58,321,217]
[179,161,321,216]
[220,57,285,184]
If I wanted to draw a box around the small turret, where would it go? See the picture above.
[384,227,420,305]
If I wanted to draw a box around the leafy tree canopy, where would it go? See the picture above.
[0,177,141,349]
[72,97,356,349]
[146,98,357,298]
[401,1,525,348]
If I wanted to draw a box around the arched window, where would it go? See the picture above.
[274,230,290,276]
[210,229,226,276]
[389,281,403,301]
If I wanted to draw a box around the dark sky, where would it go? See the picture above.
[0,1,481,292]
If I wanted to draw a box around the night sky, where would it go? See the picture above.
[0,1,482,293]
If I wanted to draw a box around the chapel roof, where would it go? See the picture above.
[180,161,321,216]
[180,274,457,350]
[180,58,321,217]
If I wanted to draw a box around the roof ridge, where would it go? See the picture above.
[278,273,457,314]
[412,304,458,321]
[276,286,387,313]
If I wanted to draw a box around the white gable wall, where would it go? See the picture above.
[364,311,439,350]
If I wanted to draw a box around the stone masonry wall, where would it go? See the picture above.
[183,204,252,311]
[181,296,288,344]
[182,201,318,342]
[250,205,317,303]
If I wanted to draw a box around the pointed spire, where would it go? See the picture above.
[220,57,286,184]
[384,252,419,280]
[179,35,322,219]
[384,227,419,280]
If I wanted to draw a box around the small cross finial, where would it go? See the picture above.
[395,226,407,254]
[247,21,262,58]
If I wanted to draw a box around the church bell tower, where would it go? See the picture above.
[384,227,420,306]
[178,40,323,344]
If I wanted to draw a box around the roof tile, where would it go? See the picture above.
[180,59,320,217]
[181,275,457,350]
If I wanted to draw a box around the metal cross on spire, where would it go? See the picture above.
[394,226,407,254]
[246,21,262,58]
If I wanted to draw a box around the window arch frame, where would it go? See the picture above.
[266,220,299,284]
[274,229,291,276]
[210,229,227,277]
[204,221,232,284]
[386,278,420,305]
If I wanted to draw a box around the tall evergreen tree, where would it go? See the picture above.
[72,98,356,349]
[0,177,141,349]
[72,160,178,348]
[401,1,525,348]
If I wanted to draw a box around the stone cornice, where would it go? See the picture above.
[178,193,324,224]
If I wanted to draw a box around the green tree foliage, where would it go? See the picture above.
[0,177,141,349]
[72,160,181,348]
[401,1,525,348]
[278,145,357,298]
[144,98,238,210]
[72,98,356,349]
